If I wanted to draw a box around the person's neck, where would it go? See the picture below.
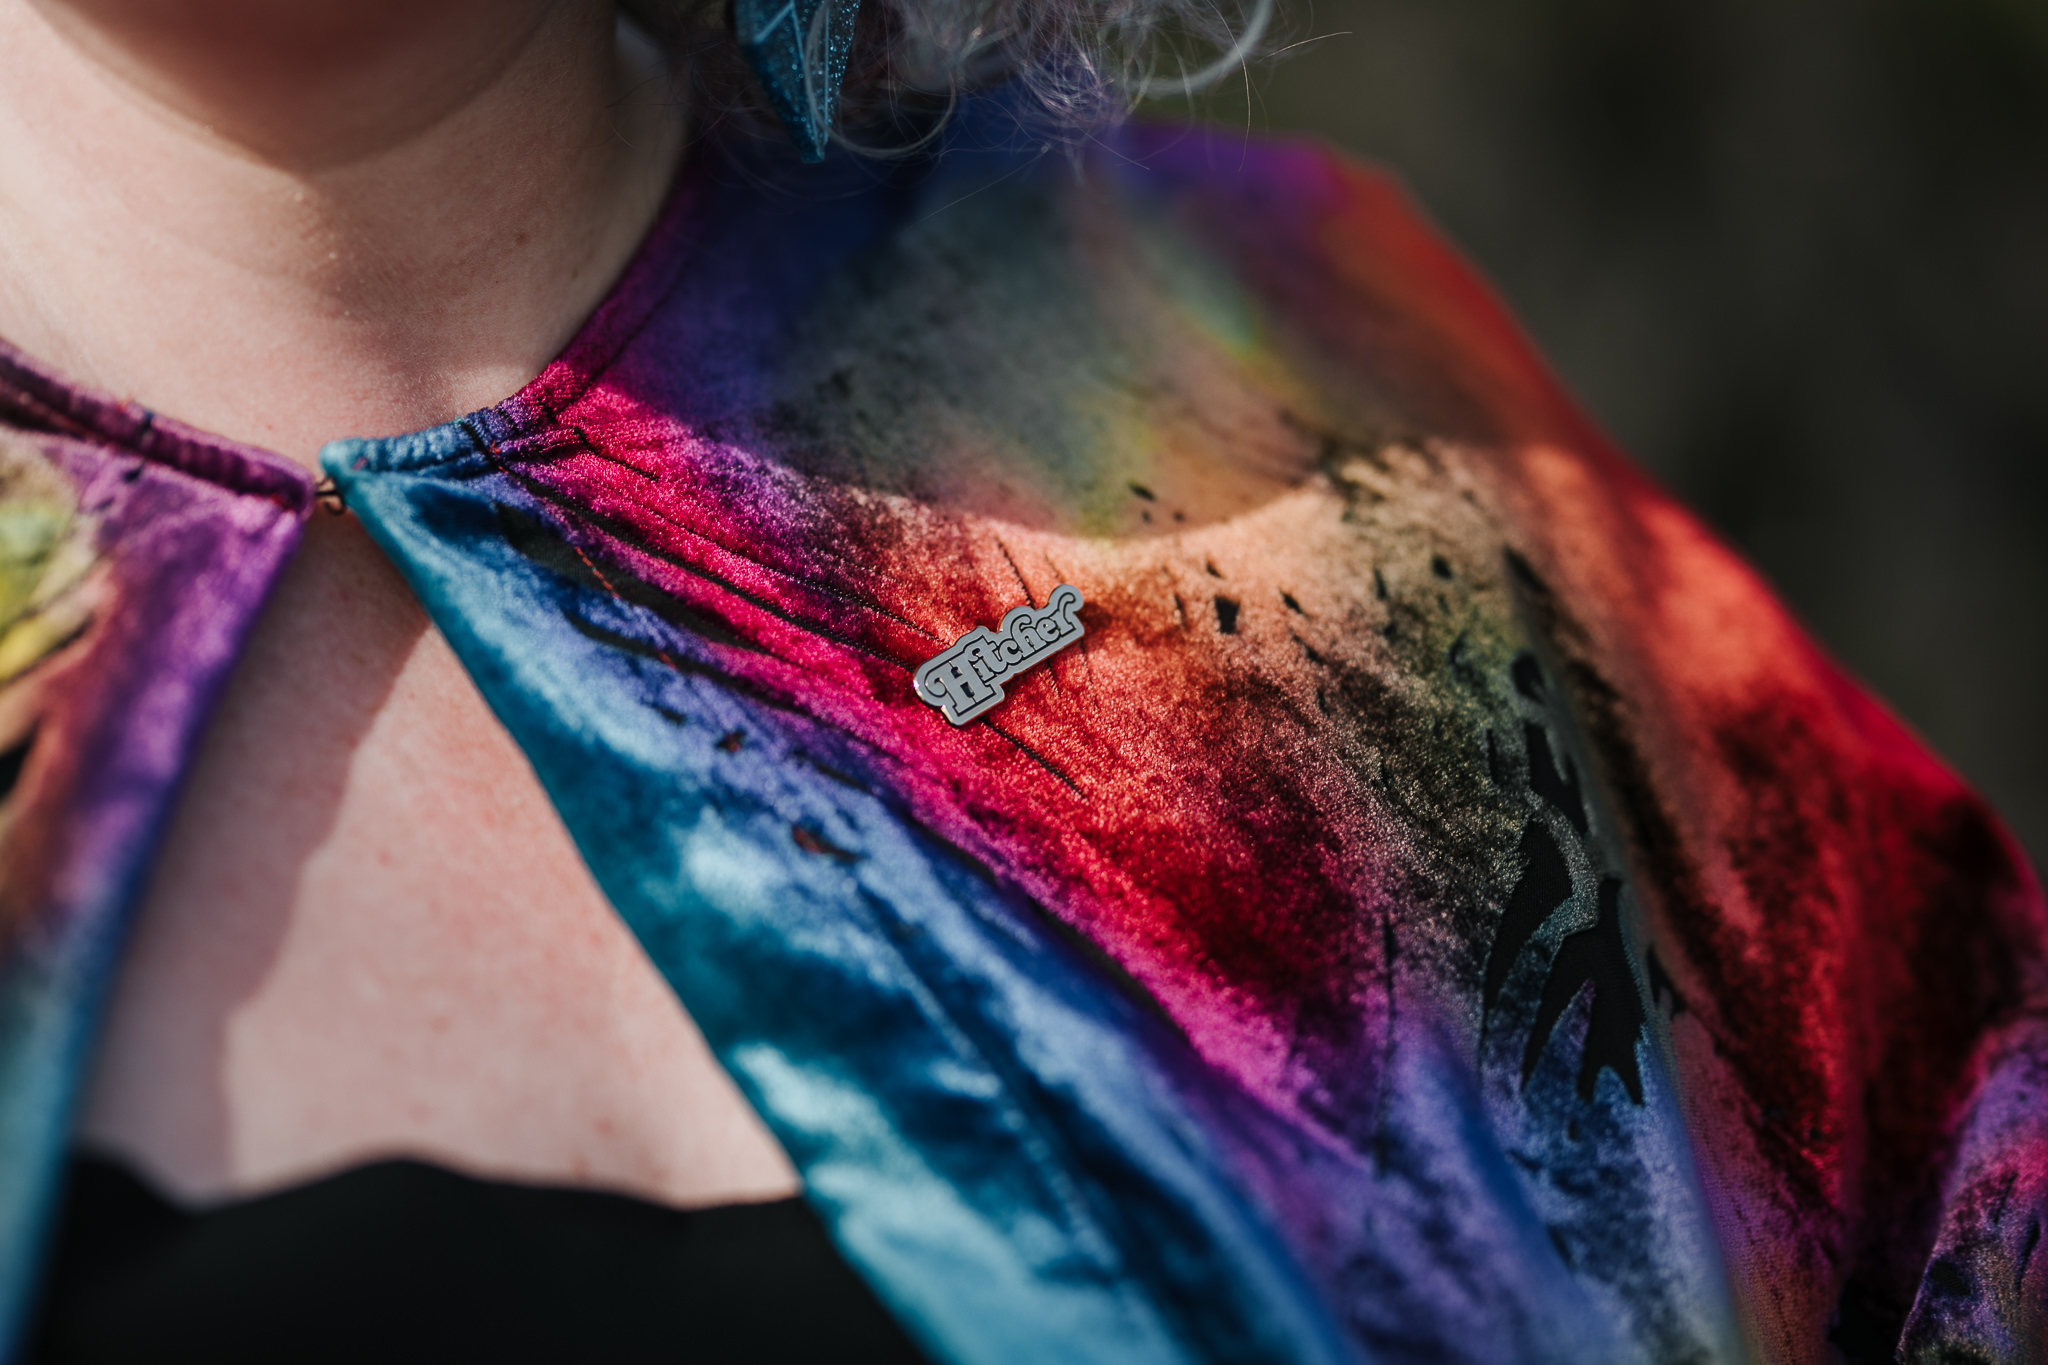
[0,0,684,469]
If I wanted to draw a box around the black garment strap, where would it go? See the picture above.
[30,1153,934,1365]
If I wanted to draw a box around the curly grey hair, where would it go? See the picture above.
[627,0,1274,150]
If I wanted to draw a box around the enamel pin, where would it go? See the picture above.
[913,585,1085,726]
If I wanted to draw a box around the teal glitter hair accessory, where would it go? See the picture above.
[734,0,862,162]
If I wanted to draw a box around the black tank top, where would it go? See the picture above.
[29,1152,934,1364]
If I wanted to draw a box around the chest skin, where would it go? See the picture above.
[75,509,802,1209]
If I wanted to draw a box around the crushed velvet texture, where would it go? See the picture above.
[0,344,311,1356]
[0,101,2035,1365]
[324,110,2048,1363]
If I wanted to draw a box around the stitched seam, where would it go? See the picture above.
[343,171,710,476]
[483,451,925,669]
[0,348,312,512]
[491,446,937,640]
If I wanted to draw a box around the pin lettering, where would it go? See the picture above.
[913,585,1085,726]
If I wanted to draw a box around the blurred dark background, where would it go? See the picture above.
[1180,0,2047,873]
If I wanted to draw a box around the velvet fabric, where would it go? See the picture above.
[0,345,311,1354]
[322,113,2044,1364]
[0,104,2039,1364]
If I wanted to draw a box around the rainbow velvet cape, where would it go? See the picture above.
[0,110,2042,1364]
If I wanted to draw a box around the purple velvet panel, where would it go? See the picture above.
[0,341,310,1355]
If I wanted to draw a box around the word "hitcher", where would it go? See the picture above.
[913,586,1086,726]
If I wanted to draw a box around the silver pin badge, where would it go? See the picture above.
[913,585,1085,726]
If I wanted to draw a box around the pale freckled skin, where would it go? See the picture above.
[0,0,801,1208]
